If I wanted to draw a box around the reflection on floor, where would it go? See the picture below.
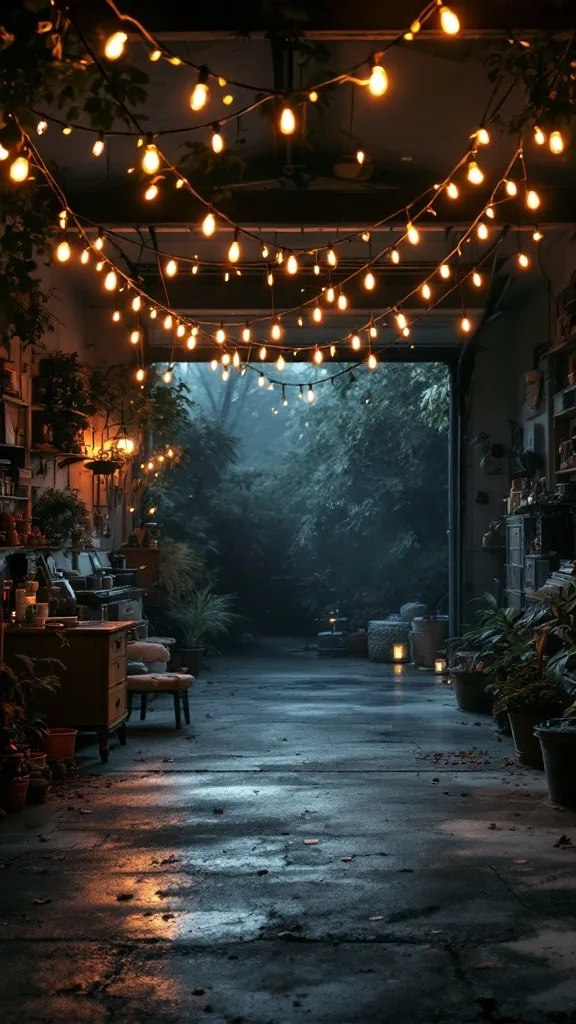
[1,640,576,1023]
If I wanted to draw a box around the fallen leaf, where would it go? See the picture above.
[257,869,268,876]
[161,913,175,920]
[513,858,528,865]
[554,834,573,848]
[32,898,51,905]
[341,857,354,863]
[116,893,134,902]
[213,807,224,815]
[304,839,319,845]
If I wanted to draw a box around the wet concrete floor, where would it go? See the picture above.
[1,642,576,1022]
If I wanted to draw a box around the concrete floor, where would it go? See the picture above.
[1,641,576,1023]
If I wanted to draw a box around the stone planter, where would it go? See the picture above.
[453,672,493,714]
[367,619,411,663]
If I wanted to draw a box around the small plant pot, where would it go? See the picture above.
[42,728,77,761]
[0,776,30,812]
[534,719,576,807]
[179,648,204,677]
[28,751,47,770]
[26,779,50,805]
[453,672,493,714]
[508,712,547,768]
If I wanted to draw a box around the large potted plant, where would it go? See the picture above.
[449,595,522,715]
[168,586,238,676]
[32,488,92,547]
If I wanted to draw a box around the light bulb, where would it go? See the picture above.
[390,248,400,264]
[130,330,140,344]
[216,325,226,343]
[131,295,142,312]
[402,326,410,338]
[407,222,419,245]
[94,234,104,251]
[222,353,231,366]
[467,160,484,185]
[369,322,378,338]
[191,262,199,275]
[223,94,234,106]
[80,249,90,264]
[191,80,209,112]
[313,261,320,275]
[56,240,71,262]
[136,368,145,382]
[210,360,218,371]
[472,270,482,287]
[298,315,303,327]
[307,385,315,403]
[279,106,296,135]
[271,320,282,340]
[326,286,335,303]
[517,252,529,269]
[150,308,157,319]
[276,354,285,370]
[396,312,407,330]
[486,206,495,219]
[163,314,173,330]
[187,335,196,350]
[104,270,117,291]
[526,189,540,210]
[176,323,186,337]
[439,6,460,34]
[164,259,177,278]
[364,271,375,291]
[532,229,543,242]
[36,119,48,135]
[261,244,269,259]
[0,143,8,160]
[242,323,251,342]
[112,310,120,322]
[211,127,224,153]
[144,184,158,201]
[505,179,517,197]
[440,263,451,279]
[460,316,471,333]
[362,231,371,242]
[259,346,267,360]
[276,251,284,265]
[267,271,274,287]
[356,147,365,165]
[368,63,388,97]
[286,253,298,275]
[477,222,489,240]
[149,48,162,62]
[368,353,377,369]
[337,292,348,310]
[163,368,173,384]
[446,182,459,199]
[549,130,564,155]
[476,127,490,146]
[313,305,323,323]
[62,125,72,135]
[421,282,432,300]
[327,247,337,267]
[258,373,265,387]
[142,144,160,174]
[228,238,240,263]
[9,155,29,182]
[92,134,105,157]
[96,260,104,271]
[534,126,546,146]
[314,349,323,364]
[351,334,361,350]
[104,31,127,60]
[233,351,240,368]
[202,212,216,236]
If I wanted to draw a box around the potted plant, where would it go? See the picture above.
[0,654,63,754]
[489,649,570,768]
[449,595,522,715]
[32,488,92,547]
[168,586,239,676]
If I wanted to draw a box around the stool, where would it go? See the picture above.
[127,673,194,729]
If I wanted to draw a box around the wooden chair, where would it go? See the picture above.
[126,673,194,729]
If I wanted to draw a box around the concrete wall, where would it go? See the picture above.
[462,230,576,615]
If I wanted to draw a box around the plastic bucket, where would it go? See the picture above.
[534,719,576,807]
[42,728,77,760]
[453,671,493,714]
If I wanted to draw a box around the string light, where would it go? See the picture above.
[163,367,173,384]
[136,368,145,382]
[258,373,266,387]
[505,179,517,197]
[191,261,199,275]
[326,286,335,303]
[62,125,72,135]
[176,323,186,337]
[141,139,160,174]
[222,353,231,366]
[267,270,274,287]
[9,154,29,182]
[276,250,284,265]
[0,143,8,160]
[534,126,546,146]
[282,386,288,407]
[92,133,105,157]
[104,269,117,291]
[279,106,296,135]
[313,259,320,275]
[446,182,459,199]
[327,247,337,267]
[56,240,71,262]
[216,324,226,343]
[368,62,388,97]
[396,311,408,330]
[271,319,282,340]
[233,350,240,368]
[486,206,495,219]
[368,353,378,369]
[467,159,484,185]
[307,384,315,403]
[517,252,530,269]
[438,5,460,35]
[526,189,540,210]
[112,310,120,323]
[202,212,216,236]
[261,244,269,259]
[131,295,142,312]
[363,271,376,291]
[130,329,140,344]
[228,232,241,263]
[259,346,267,360]
[407,222,420,245]
[242,323,251,342]
[472,270,483,287]
[163,314,173,330]
[313,348,323,364]
[94,233,105,251]
[402,326,410,338]
[165,258,178,277]
[476,127,490,146]
[149,48,162,62]
[286,253,299,275]
[187,334,196,350]
[549,130,565,155]
[309,90,319,103]
[337,292,348,310]
[276,354,285,370]
[440,263,451,279]
[150,307,157,319]
[211,360,218,371]
[36,119,48,135]
[369,321,378,338]
[460,316,471,333]
[104,31,127,60]
[351,334,361,350]
[532,228,543,242]
[362,231,371,242]
[477,221,489,240]
[190,68,209,111]
[144,183,158,201]
[211,124,224,153]
[313,304,323,323]
[356,147,365,165]
[80,248,90,264]
[421,282,432,300]
[390,248,400,264]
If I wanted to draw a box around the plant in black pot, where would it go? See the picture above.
[33,488,92,547]
[449,594,523,716]
[168,586,239,676]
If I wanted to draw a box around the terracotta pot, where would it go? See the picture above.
[0,776,30,812]
[453,672,493,714]
[42,728,77,760]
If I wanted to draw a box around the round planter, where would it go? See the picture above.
[26,779,50,805]
[179,648,204,676]
[453,672,493,714]
[367,619,411,663]
[400,602,428,623]
[508,711,548,768]
[534,719,576,807]
[42,728,77,761]
[411,617,448,668]
[0,776,30,812]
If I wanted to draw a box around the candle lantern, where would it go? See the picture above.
[434,657,447,674]
[392,642,408,663]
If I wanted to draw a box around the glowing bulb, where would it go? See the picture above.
[131,296,142,312]
[267,271,274,287]
[307,385,315,403]
[233,351,240,368]
[211,127,224,153]
[532,229,543,242]
[477,221,489,240]
[313,261,320,275]
[202,212,216,236]
[276,354,285,370]
[368,353,377,369]
[364,271,375,291]
[163,315,173,330]
[163,368,173,384]
[142,144,160,174]
[258,373,265,387]
[362,232,371,242]
[259,346,267,360]
[136,368,145,382]
[165,259,177,277]
[56,240,70,262]
[396,312,407,330]
[9,155,29,182]
[222,353,231,366]
[421,282,432,300]
[517,252,529,269]
[94,234,104,251]
[242,323,251,342]
[104,31,127,60]
[62,125,72,135]
[96,261,104,271]
[505,179,517,197]
[0,144,8,160]
[467,160,483,185]
[112,310,120,322]
[356,147,365,165]
[36,119,48,135]
[440,263,451,279]
[80,249,90,264]
[402,327,410,338]
[460,317,471,333]
[407,222,419,245]
[279,106,296,135]
[326,286,335,303]
[337,292,348,310]
[526,189,540,210]
[286,253,298,275]
[534,126,546,146]
[187,335,196,350]
[327,247,337,267]
[472,270,483,287]
[276,251,284,265]
[104,270,117,291]
[313,305,323,323]
[144,184,158,201]
[130,330,140,344]
[150,308,157,319]
[176,323,186,337]
[314,349,323,365]
[351,334,361,350]
[228,238,240,263]
[92,134,105,157]
[477,127,490,146]
[149,48,162,62]
[271,320,282,341]
[446,182,459,199]
[391,248,400,264]
[191,81,209,112]
[216,325,226,343]
[486,206,495,219]
[549,130,564,155]
[439,6,460,35]
[211,360,218,372]
[368,63,388,97]
[261,244,269,259]
[191,261,199,275]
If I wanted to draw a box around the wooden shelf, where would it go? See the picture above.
[30,450,88,460]
[0,495,30,501]
[556,467,576,476]
[1,395,28,408]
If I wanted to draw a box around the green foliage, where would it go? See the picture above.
[168,586,239,650]
[486,34,576,141]
[491,673,570,717]
[33,487,91,547]
[0,654,63,745]
[158,543,206,601]
[450,593,524,670]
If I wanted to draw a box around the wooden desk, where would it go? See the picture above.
[4,621,134,762]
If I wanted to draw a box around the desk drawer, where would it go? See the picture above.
[109,655,126,688]
[109,633,127,658]
[108,682,127,724]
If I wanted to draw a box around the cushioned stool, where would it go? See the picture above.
[127,673,194,729]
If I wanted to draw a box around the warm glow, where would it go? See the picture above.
[267,271,274,287]
[9,155,29,182]
[446,182,459,199]
[211,128,224,154]
[307,385,315,403]
[149,49,162,62]
[94,234,105,251]
[80,249,90,264]
[163,368,173,384]
[351,334,361,350]
[259,346,267,360]
[368,63,388,97]
[216,325,226,343]
[309,90,319,103]
[104,31,127,60]
[0,144,9,160]
[476,127,490,146]
[421,282,432,300]
[439,6,460,35]
[534,126,546,146]
[472,270,483,287]
[56,240,71,262]
[549,130,565,155]
[390,248,400,264]
[533,229,543,242]
[130,329,140,344]
[517,252,530,268]
[261,244,269,259]
[286,253,298,275]
[142,144,160,174]
[396,312,408,330]
[369,322,378,338]
[313,349,323,364]
[191,82,209,112]
[104,269,117,291]
[271,320,282,341]
[440,263,451,279]
[228,238,240,263]
[313,305,323,323]
[407,222,419,245]
[313,261,320,275]
[187,335,196,350]
[279,106,296,135]
[460,316,471,333]
[165,259,177,277]
[356,147,365,165]
[368,353,377,369]
[477,222,489,240]
[36,119,48,135]
[276,354,285,370]
[116,436,135,455]
[144,183,158,201]
[326,286,335,303]
[364,271,375,291]
[327,247,337,267]
[526,189,540,210]
[486,206,495,219]
[202,212,216,236]
[242,323,251,342]
[176,323,186,337]
[505,179,517,197]
[136,367,145,382]
[337,293,348,310]
[112,310,120,322]
[131,295,142,312]
[92,135,105,157]
[393,643,407,661]
[434,658,447,674]
[467,160,484,185]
